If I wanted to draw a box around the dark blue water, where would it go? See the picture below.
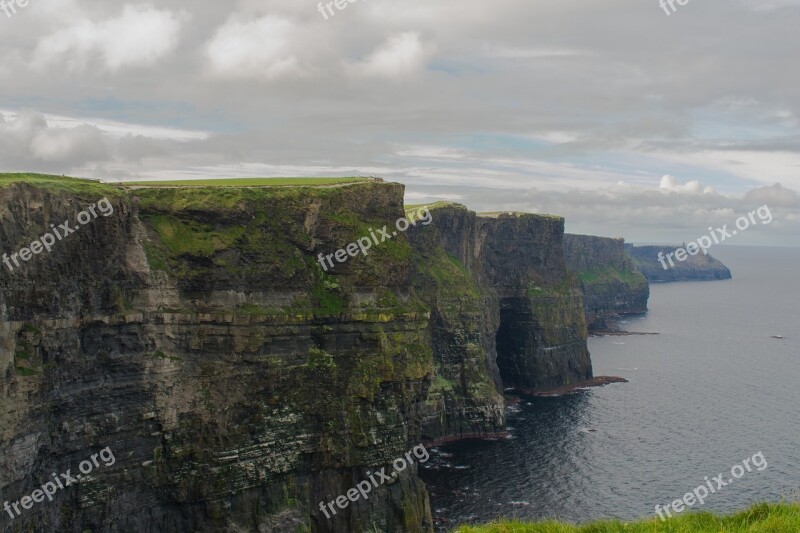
[421,246,800,529]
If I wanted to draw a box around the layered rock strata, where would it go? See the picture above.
[409,206,592,401]
[1,178,600,532]
[564,235,649,331]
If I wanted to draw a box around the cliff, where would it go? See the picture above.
[1,175,434,533]
[625,244,732,282]
[0,176,596,532]
[408,205,592,425]
[563,235,649,331]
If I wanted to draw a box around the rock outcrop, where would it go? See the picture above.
[0,177,598,532]
[564,235,649,331]
[1,178,434,533]
[625,244,732,282]
[409,206,591,401]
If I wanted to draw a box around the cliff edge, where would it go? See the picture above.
[0,175,606,532]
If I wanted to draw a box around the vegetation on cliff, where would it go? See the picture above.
[408,210,506,441]
[135,181,417,307]
[0,172,122,196]
[456,502,800,532]
[120,177,373,187]
[563,235,649,330]
[1,174,439,532]
[0,173,646,532]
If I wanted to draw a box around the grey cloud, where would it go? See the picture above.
[743,183,800,207]
[413,182,800,246]
[0,0,797,245]
[0,111,109,170]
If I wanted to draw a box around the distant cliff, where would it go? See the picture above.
[625,244,732,282]
[0,176,600,533]
[563,235,649,331]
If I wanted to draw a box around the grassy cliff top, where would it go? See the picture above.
[0,174,386,205]
[455,502,800,533]
[117,177,375,187]
[405,201,468,216]
[0,173,122,196]
[404,203,564,223]
[0,173,376,193]
[479,211,563,222]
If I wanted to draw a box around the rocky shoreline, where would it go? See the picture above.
[510,376,630,398]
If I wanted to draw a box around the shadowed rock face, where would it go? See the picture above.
[625,244,732,282]
[564,235,650,331]
[1,181,434,533]
[409,207,592,398]
[0,182,595,532]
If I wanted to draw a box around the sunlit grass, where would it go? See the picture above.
[118,177,371,187]
[455,502,800,533]
[0,173,121,196]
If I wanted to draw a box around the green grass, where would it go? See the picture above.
[405,201,467,214]
[133,180,386,213]
[322,208,414,268]
[0,173,122,196]
[312,280,347,317]
[146,214,245,257]
[429,374,457,393]
[0,174,371,191]
[417,249,480,299]
[455,502,800,533]
[478,211,563,222]
[118,177,371,187]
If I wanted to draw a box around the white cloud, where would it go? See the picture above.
[0,110,210,174]
[394,146,467,160]
[409,180,800,246]
[659,175,716,195]
[32,4,184,72]
[0,109,208,142]
[205,15,303,80]
[0,0,798,243]
[348,32,433,79]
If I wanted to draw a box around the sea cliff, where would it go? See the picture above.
[409,206,591,409]
[1,176,601,532]
[564,235,649,331]
[625,244,732,282]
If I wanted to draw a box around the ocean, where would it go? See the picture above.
[420,245,800,529]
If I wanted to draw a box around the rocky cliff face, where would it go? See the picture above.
[625,244,732,282]
[564,235,649,331]
[409,206,591,399]
[1,178,434,533]
[0,178,595,533]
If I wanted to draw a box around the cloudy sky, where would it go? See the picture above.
[1,0,798,244]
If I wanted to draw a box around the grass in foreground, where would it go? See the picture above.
[118,177,371,187]
[455,502,800,533]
